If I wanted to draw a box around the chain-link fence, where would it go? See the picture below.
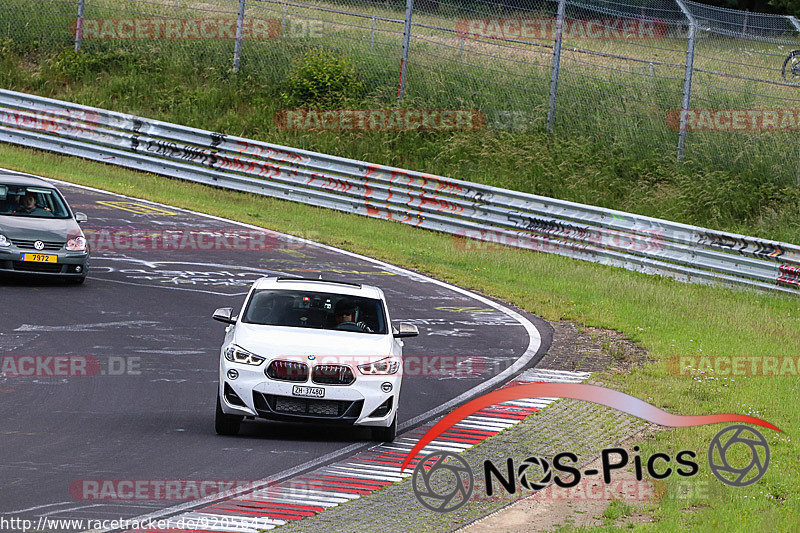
[3,0,800,184]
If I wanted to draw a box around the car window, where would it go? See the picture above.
[242,289,388,334]
[0,185,71,218]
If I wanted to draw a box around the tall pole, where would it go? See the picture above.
[675,0,697,162]
[75,0,85,52]
[546,0,566,133]
[233,0,246,72]
[397,0,414,105]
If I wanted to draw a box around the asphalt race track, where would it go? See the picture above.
[0,180,552,527]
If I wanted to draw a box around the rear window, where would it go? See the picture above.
[242,290,388,334]
[0,185,71,218]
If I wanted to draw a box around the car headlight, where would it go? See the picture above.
[66,236,87,251]
[358,357,400,375]
[0,234,10,248]
[224,344,266,366]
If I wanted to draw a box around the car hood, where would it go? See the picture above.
[233,323,394,360]
[0,216,81,241]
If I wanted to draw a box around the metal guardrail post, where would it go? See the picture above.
[788,15,800,186]
[397,0,414,105]
[546,0,566,133]
[233,0,246,72]
[74,0,85,52]
[675,0,696,162]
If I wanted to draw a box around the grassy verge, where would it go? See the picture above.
[1,29,800,241]
[2,143,799,531]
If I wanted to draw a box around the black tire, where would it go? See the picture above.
[215,395,242,436]
[371,415,397,442]
[783,50,800,84]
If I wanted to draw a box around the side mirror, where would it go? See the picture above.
[74,212,88,224]
[393,323,419,338]
[212,307,236,325]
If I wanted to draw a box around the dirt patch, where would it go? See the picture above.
[537,320,652,374]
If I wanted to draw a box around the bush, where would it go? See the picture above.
[281,49,364,109]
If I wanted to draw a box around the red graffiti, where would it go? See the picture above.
[322,177,351,193]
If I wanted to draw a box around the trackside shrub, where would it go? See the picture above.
[281,49,364,109]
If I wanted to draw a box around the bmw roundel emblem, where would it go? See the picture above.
[308,355,316,360]
[34,241,45,250]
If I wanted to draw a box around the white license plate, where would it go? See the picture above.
[292,385,325,398]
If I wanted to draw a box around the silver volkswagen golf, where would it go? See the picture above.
[0,172,89,283]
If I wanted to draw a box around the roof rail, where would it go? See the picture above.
[275,276,362,288]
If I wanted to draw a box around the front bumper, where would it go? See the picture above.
[0,248,89,277]
[219,357,400,427]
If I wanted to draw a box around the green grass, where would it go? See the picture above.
[602,500,635,526]
[1,143,799,531]
[2,0,800,240]
[1,39,799,242]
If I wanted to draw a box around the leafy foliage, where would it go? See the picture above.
[281,49,364,109]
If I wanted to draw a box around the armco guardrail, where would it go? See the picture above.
[0,88,798,294]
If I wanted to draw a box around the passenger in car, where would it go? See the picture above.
[0,193,19,213]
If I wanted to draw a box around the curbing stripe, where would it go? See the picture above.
[140,369,589,532]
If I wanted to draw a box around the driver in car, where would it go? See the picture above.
[334,299,373,332]
[13,192,51,216]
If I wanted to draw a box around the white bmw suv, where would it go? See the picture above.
[212,277,419,442]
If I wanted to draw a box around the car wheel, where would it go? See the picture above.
[215,395,242,436]
[371,415,397,442]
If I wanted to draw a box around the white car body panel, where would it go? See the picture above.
[217,277,406,429]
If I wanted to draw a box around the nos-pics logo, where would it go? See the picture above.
[412,424,770,512]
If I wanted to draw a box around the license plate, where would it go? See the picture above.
[21,253,57,263]
[292,385,325,398]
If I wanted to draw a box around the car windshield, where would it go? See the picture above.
[0,184,71,218]
[242,290,388,334]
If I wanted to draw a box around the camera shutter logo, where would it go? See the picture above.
[412,451,473,512]
[518,456,552,490]
[708,425,770,487]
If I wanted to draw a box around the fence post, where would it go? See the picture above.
[74,0,85,52]
[370,16,376,51]
[397,0,414,105]
[674,0,696,162]
[546,0,566,133]
[787,15,800,185]
[233,0,246,72]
